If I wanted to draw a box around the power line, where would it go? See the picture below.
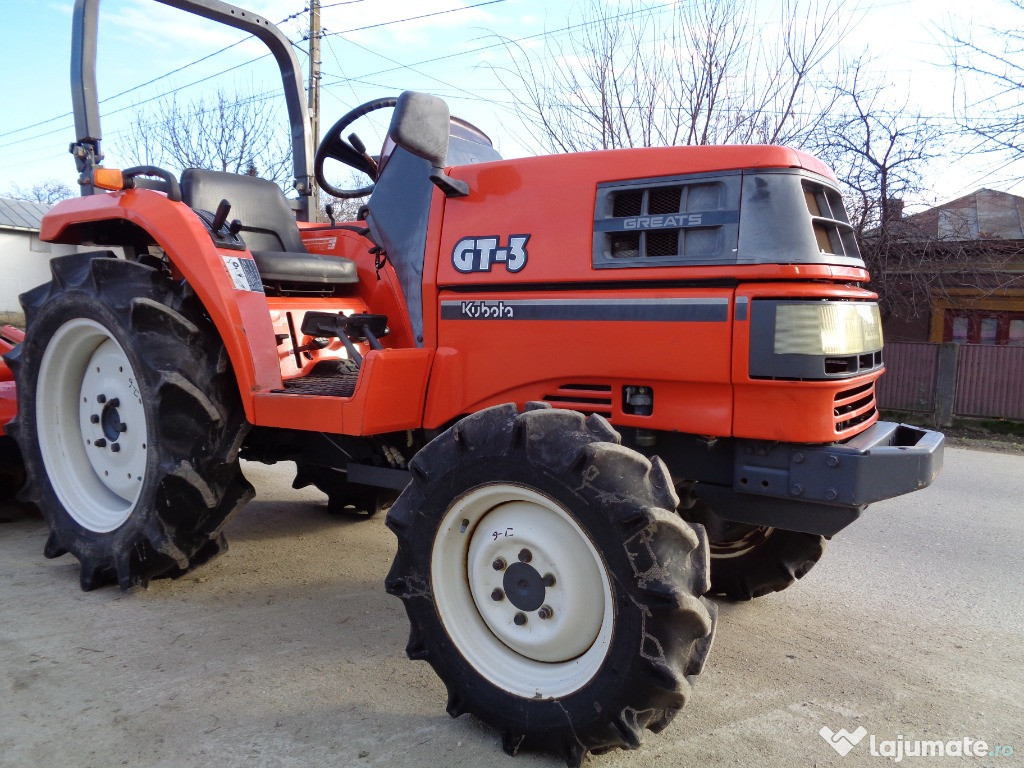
[2,1,502,147]
[319,0,505,41]
[0,6,312,142]
[317,1,679,93]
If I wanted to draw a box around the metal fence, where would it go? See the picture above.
[879,341,1024,422]
[876,342,939,412]
[955,344,1024,420]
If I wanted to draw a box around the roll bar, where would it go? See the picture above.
[70,0,313,220]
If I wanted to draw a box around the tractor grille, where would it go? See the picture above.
[834,381,877,434]
[594,173,741,268]
[542,384,613,415]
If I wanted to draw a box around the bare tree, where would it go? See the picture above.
[814,63,941,234]
[814,64,1024,322]
[320,193,366,223]
[814,63,944,319]
[946,0,1024,162]
[6,180,75,205]
[119,89,292,184]
[497,0,851,153]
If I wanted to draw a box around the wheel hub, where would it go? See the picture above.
[36,319,149,533]
[502,561,546,612]
[464,496,606,664]
[77,340,148,503]
[100,399,125,442]
[431,483,614,699]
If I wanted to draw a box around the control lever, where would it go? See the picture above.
[348,132,379,177]
[211,198,231,231]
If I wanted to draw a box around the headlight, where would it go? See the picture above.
[774,302,883,356]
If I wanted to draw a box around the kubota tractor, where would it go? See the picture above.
[2,0,944,764]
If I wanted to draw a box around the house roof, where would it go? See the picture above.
[899,188,1024,241]
[0,196,50,232]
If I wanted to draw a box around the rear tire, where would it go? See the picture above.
[386,404,716,766]
[685,501,825,600]
[5,253,252,590]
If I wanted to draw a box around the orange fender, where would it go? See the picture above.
[41,191,283,423]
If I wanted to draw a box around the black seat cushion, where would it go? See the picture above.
[181,168,358,287]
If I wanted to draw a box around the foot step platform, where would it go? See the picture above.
[279,359,360,397]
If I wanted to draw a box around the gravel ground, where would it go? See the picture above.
[1,447,1021,768]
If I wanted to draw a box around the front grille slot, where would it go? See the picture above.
[647,229,679,257]
[612,190,643,217]
[648,186,682,214]
[834,382,877,433]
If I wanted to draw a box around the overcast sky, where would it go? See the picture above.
[0,0,1018,208]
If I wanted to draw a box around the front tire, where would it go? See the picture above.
[5,253,252,590]
[385,404,716,766]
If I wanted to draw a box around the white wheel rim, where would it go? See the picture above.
[431,483,614,699]
[36,318,149,532]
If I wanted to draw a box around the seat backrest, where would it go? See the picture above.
[180,169,306,253]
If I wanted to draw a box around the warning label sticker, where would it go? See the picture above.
[303,236,338,251]
[222,256,264,293]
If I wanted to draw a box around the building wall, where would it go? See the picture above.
[0,229,82,326]
[929,291,1024,344]
[883,311,931,343]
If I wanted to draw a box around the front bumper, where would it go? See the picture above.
[695,421,944,536]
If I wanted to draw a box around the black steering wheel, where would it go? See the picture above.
[314,96,398,199]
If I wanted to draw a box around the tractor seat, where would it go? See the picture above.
[180,169,358,289]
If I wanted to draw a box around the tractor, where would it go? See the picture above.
[2,0,944,764]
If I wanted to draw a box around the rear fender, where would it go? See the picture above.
[40,190,281,422]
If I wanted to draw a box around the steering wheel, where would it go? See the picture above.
[314,96,398,199]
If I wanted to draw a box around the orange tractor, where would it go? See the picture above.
[2,0,944,764]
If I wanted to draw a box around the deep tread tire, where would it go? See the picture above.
[4,252,252,590]
[385,403,717,767]
[684,501,826,600]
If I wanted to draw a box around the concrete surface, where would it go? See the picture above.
[1,446,1021,768]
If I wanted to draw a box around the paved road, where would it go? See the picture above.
[1,447,1021,768]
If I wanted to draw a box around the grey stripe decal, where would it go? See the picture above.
[735,296,749,321]
[594,209,740,232]
[440,298,729,322]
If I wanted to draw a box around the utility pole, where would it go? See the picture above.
[308,0,321,220]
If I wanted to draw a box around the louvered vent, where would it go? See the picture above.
[594,173,741,268]
[803,180,860,259]
[542,384,613,415]
[834,381,877,433]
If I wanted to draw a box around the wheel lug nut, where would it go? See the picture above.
[513,612,527,626]
[518,548,532,563]
[108,398,120,408]
[491,588,504,602]
[97,394,106,404]
[111,443,121,453]
[492,558,506,571]
[94,438,107,448]
[118,422,128,433]
[543,573,556,587]
[538,605,553,620]
[90,414,100,424]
